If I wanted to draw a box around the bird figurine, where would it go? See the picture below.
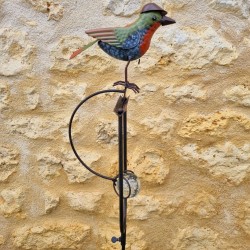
[70,3,175,94]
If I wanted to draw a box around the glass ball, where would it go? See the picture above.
[114,171,140,198]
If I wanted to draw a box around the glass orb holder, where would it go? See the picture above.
[113,170,140,198]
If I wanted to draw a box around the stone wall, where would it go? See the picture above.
[0,0,249,249]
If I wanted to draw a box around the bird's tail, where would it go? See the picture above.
[70,40,98,59]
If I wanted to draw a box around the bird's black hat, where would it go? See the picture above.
[141,3,167,16]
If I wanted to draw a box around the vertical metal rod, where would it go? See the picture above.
[114,96,129,250]
[118,113,125,250]
[122,111,127,249]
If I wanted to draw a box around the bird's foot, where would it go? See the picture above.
[113,81,140,93]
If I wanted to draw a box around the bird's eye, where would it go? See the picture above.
[152,16,157,21]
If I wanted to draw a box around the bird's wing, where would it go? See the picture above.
[85,27,141,49]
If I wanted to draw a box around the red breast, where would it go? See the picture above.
[140,22,161,56]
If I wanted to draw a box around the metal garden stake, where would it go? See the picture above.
[69,3,175,249]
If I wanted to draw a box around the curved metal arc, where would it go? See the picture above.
[69,89,125,181]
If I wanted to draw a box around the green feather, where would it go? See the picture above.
[82,39,98,50]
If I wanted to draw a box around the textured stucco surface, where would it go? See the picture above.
[0,0,250,249]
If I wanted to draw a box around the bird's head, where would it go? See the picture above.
[140,3,175,26]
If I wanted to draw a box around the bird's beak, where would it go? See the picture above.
[160,15,176,26]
